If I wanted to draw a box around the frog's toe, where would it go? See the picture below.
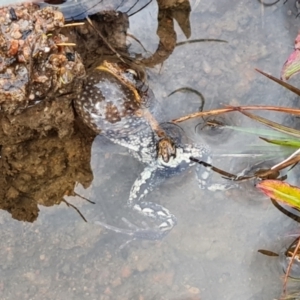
[133,201,177,233]
[133,201,176,221]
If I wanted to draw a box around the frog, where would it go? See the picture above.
[74,58,212,240]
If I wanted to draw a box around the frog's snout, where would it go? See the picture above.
[156,137,177,163]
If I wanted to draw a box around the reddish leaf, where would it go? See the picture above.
[281,50,300,81]
[257,180,300,209]
[281,32,300,80]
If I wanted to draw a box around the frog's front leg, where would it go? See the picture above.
[127,164,178,239]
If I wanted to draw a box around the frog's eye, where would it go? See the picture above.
[126,69,138,79]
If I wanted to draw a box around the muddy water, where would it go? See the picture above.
[1,0,300,299]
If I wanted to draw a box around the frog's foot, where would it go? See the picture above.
[156,137,176,163]
[133,201,177,232]
[127,164,181,239]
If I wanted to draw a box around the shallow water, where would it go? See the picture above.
[1,0,300,299]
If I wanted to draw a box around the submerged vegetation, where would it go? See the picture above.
[173,30,300,299]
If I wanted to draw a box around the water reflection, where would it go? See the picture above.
[0,127,94,222]
[0,0,300,299]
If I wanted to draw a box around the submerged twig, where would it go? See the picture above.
[190,156,289,182]
[189,157,246,181]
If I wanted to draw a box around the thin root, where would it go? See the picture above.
[176,39,227,46]
[257,0,280,6]
[86,16,125,63]
[74,192,95,204]
[62,199,88,222]
[168,87,205,112]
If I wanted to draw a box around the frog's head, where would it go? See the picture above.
[156,137,176,163]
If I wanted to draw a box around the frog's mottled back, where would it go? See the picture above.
[75,60,154,139]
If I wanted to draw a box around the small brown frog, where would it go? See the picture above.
[75,59,211,239]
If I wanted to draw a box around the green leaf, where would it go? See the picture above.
[257,180,300,209]
[240,111,300,138]
[224,125,291,138]
[259,137,300,148]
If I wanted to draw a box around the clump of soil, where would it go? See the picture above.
[0,4,90,221]
[0,3,85,138]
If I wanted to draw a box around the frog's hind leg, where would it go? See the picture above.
[127,165,178,239]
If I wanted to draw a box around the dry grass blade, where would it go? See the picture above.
[258,154,300,176]
[257,249,279,256]
[227,105,300,116]
[173,105,300,124]
[56,43,76,46]
[63,22,85,27]
[271,148,300,170]
[255,68,300,97]
[172,108,233,123]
